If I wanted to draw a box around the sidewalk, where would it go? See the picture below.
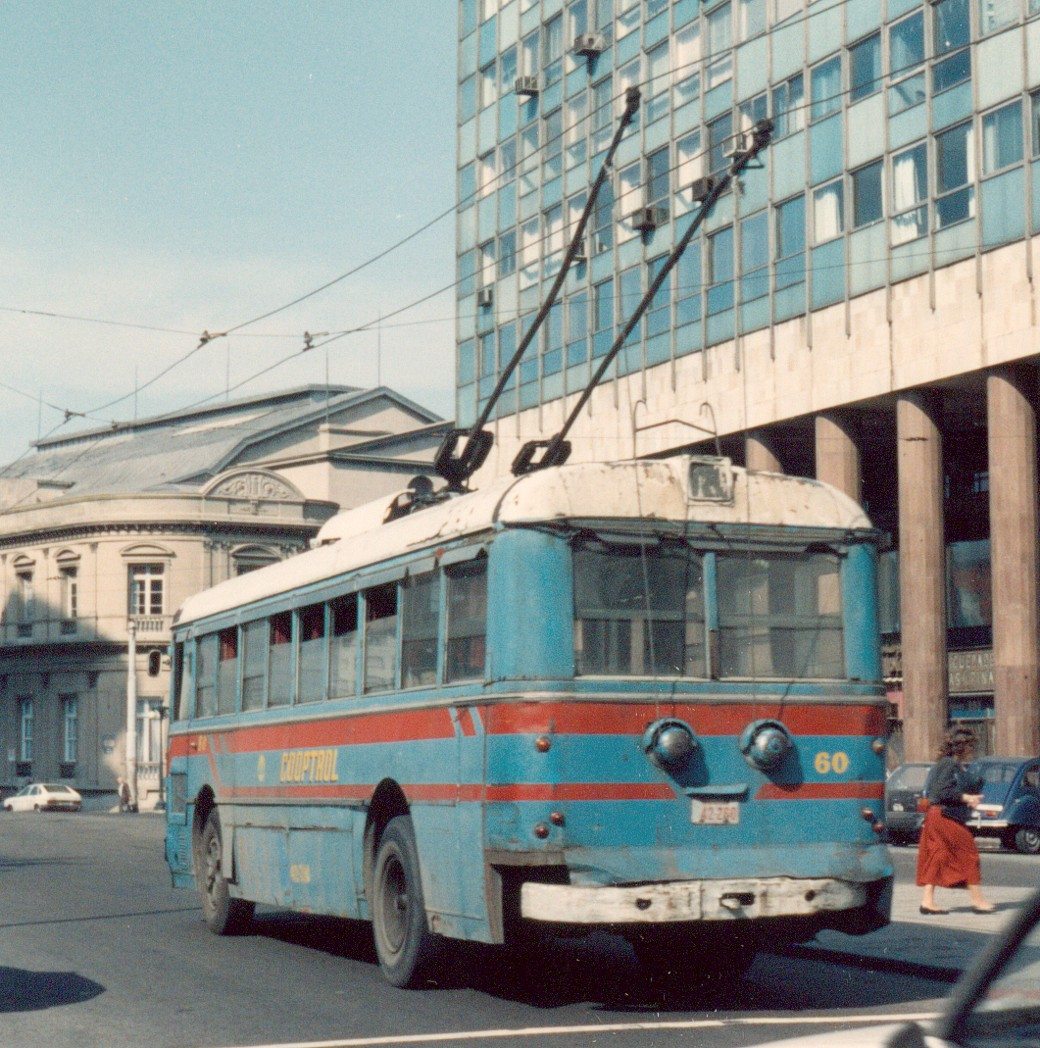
[788,880,1035,981]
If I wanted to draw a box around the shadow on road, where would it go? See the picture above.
[0,967,104,1013]
[245,912,950,1014]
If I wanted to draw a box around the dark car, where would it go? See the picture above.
[884,761,932,845]
[968,756,1040,854]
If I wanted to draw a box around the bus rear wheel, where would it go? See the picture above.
[194,809,254,935]
[371,815,438,988]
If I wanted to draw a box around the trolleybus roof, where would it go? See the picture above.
[175,456,870,628]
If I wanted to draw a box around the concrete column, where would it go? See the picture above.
[815,411,862,504]
[897,392,948,762]
[745,429,783,473]
[987,368,1040,756]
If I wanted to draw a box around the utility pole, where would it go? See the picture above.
[126,619,138,810]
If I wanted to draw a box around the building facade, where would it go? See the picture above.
[455,0,1040,760]
[0,386,447,807]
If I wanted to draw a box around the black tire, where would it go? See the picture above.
[370,815,439,988]
[1014,827,1040,855]
[193,809,254,935]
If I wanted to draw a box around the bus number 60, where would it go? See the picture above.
[814,751,849,774]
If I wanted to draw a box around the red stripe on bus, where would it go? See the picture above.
[217,781,679,803]
[481,702,887,737]
[755,782,884,800]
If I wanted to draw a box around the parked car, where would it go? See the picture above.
[3,783,82,813]
[750,885,1040,1046]
[884,761,932,845]
[968,756,1040,855]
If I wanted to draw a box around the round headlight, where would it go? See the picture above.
[739,719,793,771]
[642,718,699,770]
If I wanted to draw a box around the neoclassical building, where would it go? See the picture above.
[0,385,447,808]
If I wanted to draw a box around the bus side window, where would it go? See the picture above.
[402,572,438,688]
[330,595,358,698]
[269,612,293,706]
[445,559,487,683]
[298,603,327,702]
[217,627,238,715]
[241,620,268,711]
[364,584,398,693]
[195,634,218,718]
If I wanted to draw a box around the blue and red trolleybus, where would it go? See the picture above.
[164,454,892,987]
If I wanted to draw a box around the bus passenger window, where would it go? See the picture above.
[217,627,238,715]
[268,612,293,706]
[330,595,358,697]
[445,559,487,683]
[195,634,218,717]
[364,585,398,693]
[298,604,327,703]
[241,620,268,710]
[402,572,438,687]
[573,544,705,677]
[715,552,844,679]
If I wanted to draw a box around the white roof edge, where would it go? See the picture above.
[176,456,873,627]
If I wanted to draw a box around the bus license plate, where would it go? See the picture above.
[691,800,740,825]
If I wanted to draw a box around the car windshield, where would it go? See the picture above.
[965,914,1040,1040]
[888,764,931,791]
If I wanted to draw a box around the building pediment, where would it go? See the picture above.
[203,469,303,503]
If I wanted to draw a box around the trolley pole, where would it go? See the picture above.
[126,619,137,811]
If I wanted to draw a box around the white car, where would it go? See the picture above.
[753,887,1040,1047]
[3,783,82,813]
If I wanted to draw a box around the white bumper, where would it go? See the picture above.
[520,876,866,924]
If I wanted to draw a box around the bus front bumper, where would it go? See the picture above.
[520,876,866,924]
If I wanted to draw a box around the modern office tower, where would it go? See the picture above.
[455,0,1040,759]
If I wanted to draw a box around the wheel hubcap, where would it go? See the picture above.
[379,853,409,955]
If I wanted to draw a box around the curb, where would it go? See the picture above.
[774,943,962,984]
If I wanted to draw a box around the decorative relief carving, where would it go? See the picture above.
[206,471,300,503]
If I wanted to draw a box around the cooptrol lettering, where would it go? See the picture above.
[279,748,339,784]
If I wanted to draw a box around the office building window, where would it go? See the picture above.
[647,146,670,214]
[706,4,733,91]
[775,195,806,288]
[738,0,765,41]
[673,22,701,108]
[851,160,884,228]
[62,695,78,764]
[543,13,564,86]
[707,226,735,314]
[810,56,841,122]
[813,180,845,244]
[891,142,928,245]
[498,230,516,278]
[772,0,801,23]
[646,42,670,124]
[129,563,164,617]
[980,0,1017,34]
[933,0,970,93]
[849,33,881,103]
[708,112,733,175]
[591,77,613,153]
[889,12,925,115]
[771,73,805,138]
[982,101,1023,175]
[740,211,769,302]
[935,121,975,229]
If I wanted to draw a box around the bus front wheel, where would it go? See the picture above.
[371,815,438,988]
[194,809,254,935]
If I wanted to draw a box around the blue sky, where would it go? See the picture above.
[0,2,458,461]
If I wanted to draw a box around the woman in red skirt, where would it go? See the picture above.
[917,726,995,914]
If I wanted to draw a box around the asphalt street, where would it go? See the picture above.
[0,813,1033,1048]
